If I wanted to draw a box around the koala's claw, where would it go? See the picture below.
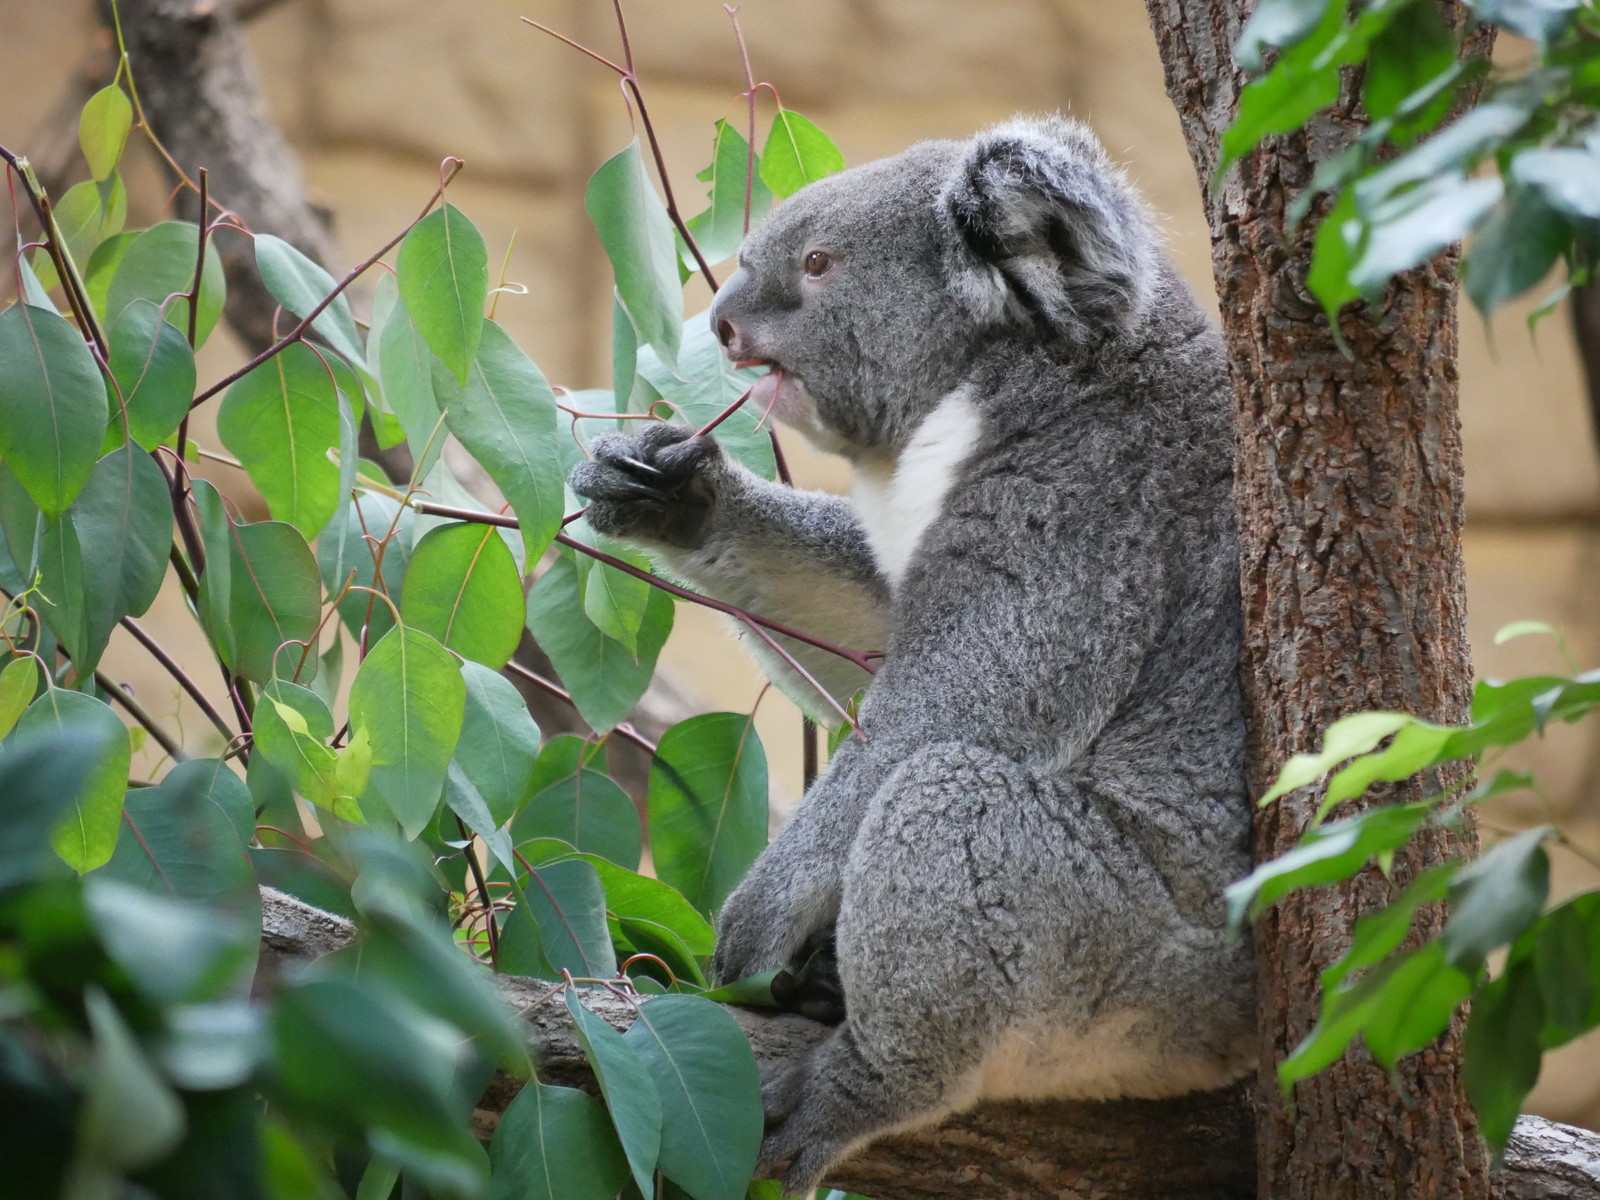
[614,453,666,479]
[568,426,726,549]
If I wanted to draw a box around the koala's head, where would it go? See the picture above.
[708,114,1159,457]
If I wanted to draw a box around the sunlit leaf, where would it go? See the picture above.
[401,521,524,670]
[686,119,774,264]
[760,110,845,199]
[79,84,133,182]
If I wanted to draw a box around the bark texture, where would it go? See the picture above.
[259,887,1599,1200]
[1142,3,1494,1198]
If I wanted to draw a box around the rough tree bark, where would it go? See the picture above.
[257,887,1600,1200]
[1143,3,1494,1198]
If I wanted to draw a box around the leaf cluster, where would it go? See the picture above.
[0,24,851,1198]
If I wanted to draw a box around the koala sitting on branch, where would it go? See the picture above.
[570,115,1254,1192]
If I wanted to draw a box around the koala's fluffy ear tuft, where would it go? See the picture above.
[941,115,1157,344]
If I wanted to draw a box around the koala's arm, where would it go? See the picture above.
[569,424,891,718]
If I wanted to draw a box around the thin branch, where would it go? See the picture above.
[503,660,658,757]
[94,671,186,762]
[405,500,878,674]
[119,616,237,747]
[188,159,465,411]
[518,18,627,75]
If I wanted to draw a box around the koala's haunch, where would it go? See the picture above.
[570,114,1253,1192]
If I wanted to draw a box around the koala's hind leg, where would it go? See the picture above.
[757,742,1228,1193]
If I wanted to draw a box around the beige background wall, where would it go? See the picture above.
[5,0,1600,1125]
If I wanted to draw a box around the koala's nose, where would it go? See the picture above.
[709,267,753,359]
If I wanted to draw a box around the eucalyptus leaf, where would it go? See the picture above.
[396,203,487,385]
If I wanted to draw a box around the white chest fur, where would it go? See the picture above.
[850,388,983,587]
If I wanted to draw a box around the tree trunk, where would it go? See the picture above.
[1142,3,1493,1198]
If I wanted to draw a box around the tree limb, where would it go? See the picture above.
[259,887,1600,1200]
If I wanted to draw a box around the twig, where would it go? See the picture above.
[503,660,658,757]
[119,616,237,747]
[94,671,186,762]
[456,815,502,965]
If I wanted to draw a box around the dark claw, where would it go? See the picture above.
[616,454,667,478]
[620,477,671,503]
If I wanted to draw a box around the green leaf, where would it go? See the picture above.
[1261,711,1417,805]
[396,203,488,385]
[218,341,343,538]
[565,991,663,1198]
[12,688,131,872]
[105,758,255,902]
[1225,802,1433,931]
[227,519,322,685]
[1361,0,1456,126]
[503,857,617,979]
[107,299,197,449]
[67,442,173,676]
[255,234,367,366]
[85,229,136,324]
[446,660,541,834]
[687,119,774,264]
[1527,894,1600,1044]
[587,140,683,371]
[0,719,120,887]
[487,1082,629,1200]
[524,552,674,732]
[1324,861,1460,992]
[0,655,39,740]
[1464,185,1569,317]
[375,294,445,474]
[79,988,186,1171]
[400,521,524,670]
[41,175,128,292]
[514,737,642,870]
[583,855,714,957]
[79,84,133,182]
[1353,176,1503,299]
[105,221,227,348]
[432,319,564,564]
[0,303,109,519]
[1355,99,1535,211]
[254,683,362,822]
[1465,959,1544,1154]
[1443,827,1552,971]
[647,712,768,917]
[1512,145,1600,220]
[1235,0,1335,73]
[191,479,234,664]
[1358,940,1474,1070]
[1319,720,1455,818]
[86,875,258,1005]
[623,995,762,1200]
[612,293,638,408]
[318,489,412,646]
[270,976,489,1192]
[576,531,651,656]
[348,625,466,838]
[759,110,846,200]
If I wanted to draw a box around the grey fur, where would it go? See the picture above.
[570,114,1253,1192]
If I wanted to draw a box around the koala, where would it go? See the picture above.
[570,115,1254,1192]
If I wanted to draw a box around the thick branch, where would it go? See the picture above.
[259,887,1600,1200]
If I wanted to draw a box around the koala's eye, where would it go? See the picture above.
[802,250,834,279]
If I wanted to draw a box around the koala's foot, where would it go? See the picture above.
[569,423,725,549]
[757,1023,943,1195]
[769,926,846,1025]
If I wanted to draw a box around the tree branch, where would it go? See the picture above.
[258,887,1600,1200]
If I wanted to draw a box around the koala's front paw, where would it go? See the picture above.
[710,860,837,990]
[569,423,725,550]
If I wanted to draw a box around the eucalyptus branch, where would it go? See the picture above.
[405,500,878,675]
[188,159,465,411]
[0,144,109,357]
[503,660,659,757]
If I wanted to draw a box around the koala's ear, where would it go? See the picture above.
[940,115,1157,343]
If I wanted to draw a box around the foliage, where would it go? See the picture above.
[1226,0,1600,330]
[1225,0,1600,1155]
[0,4,854,1195]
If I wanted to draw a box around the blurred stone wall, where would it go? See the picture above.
[5,0,1599,1125]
